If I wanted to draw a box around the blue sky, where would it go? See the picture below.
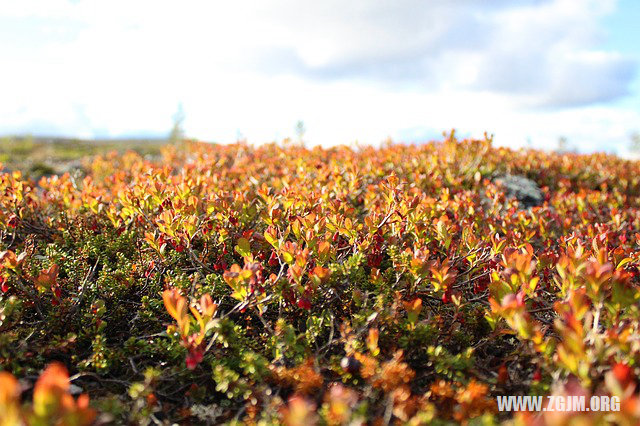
[602,0,640,110]
[0,0,639,154]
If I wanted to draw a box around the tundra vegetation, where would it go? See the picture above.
[1,135,640,424]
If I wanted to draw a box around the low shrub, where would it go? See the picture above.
[1,135,640,424]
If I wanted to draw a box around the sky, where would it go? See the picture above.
[1,0,639,154]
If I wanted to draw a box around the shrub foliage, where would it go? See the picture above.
[2,135,640,424]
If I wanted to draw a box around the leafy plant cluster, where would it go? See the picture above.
[2,134,640,424]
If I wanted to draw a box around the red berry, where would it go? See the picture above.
[1,281,8,293]
[297,297,311,310]
[612,362,633,387]
[186,348,204,370]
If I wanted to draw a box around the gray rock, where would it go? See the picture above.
[494,174,543,208]
[69,383,83,395]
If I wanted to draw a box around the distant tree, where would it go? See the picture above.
[295,120,306,144]
[557,136,569,153]
[630,132,640,153]
[236,129,245,143]
[169,104,186,143]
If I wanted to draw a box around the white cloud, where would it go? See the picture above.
[0,0,637,150]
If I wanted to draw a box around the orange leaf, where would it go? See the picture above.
[0,250,26,270]
[199,294,217,319]
[0,371,21,423]
[32,363,96,424]
[35,264,59,291]
[163,288,185,321]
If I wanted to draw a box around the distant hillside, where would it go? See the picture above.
[0,136,169,179]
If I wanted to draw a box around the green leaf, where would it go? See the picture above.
[264,228,279,249]
[235,238,252,260]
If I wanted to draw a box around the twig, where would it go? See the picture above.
[528,306,555,314]
[72,258,100,313]
[452,270,491,289]
[14,277,44,320]
[376,210,395,231]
